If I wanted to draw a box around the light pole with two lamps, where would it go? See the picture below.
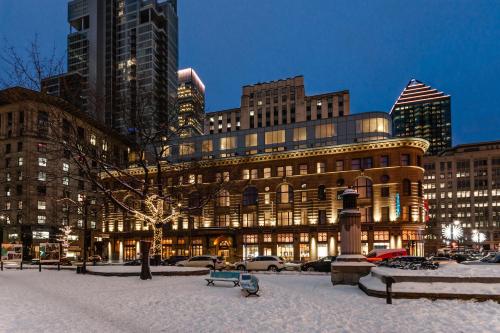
[442,220,463,252]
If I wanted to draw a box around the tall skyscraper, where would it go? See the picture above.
[391,79,451,155]
[66,0,178,135]
[177,68,205,137]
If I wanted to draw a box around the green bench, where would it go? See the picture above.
[206,271,241,287]
[241,274,260,297]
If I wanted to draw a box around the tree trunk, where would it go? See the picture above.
[152,223,163,266]
[140,240,152,280]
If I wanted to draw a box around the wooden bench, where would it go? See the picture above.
[206,271,241,287]
[241,274,260,297]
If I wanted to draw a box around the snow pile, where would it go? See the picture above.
[374,264,500,278]
[360,274,500,295]
[0,270,499,333]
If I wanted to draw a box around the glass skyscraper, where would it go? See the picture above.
[391,79,451,155]
[66,0,178,135]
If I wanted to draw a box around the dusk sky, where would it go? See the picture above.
[1,0,499,144]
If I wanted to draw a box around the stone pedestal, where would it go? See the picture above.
[331,189,375,285]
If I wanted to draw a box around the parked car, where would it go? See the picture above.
[123,259,142,266]
[60,257,73,266]
[88,255,102,262]
[283,261,302,271]
[461,252,500,265]
[301,256,336,272]
[366,248,407,263]
[176,255,225,270]
[428,256,456,266]
[234,256,285,272]
[164,255,189,266]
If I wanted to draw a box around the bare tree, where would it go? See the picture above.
[0,35,65,90]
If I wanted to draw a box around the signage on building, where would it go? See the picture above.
[395,193,401,219]
[33,231,50,240]
[40,243,60,263]
[1,244,23,262]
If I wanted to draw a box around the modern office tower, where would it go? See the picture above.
[0,87,129,260]
[391,79,451,155]
[423,141,500,253]
[177,68,205,137]
[204,76,350,134]
[41,72,84,109]
[66,0,178,134]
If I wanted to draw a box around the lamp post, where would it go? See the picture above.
[471,229,486,251]
[0,214,5,271]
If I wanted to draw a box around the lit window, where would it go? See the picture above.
[317,162,326,173]
[37,215,46,224]
[63,163,69,172]
[38,157,47,167]
[37,201,46,210]
[62,177,69,186]
[220,137,237,150]
[90,134,96,146]
[18,157,24,166]
[102,140,108,151]
[38,172,47,181]
[293,127,307,141]
[318,232,327,242]
[245,134,258,147]
[265,130,285,145]
[285,166,293,176]
[202,140,213,152]
[277,184,293,204]
[315,123,335,138]
[242,169,250,180]
[179,143,195,156]
[263,168,271,178]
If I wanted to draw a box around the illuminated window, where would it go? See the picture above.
[335,160,344,171]
[37,201,46,210]
[37,215,46,224]
[265,130,285,145]
[217,190,230,207]
[220,137,237,150]
[318,232,327,242]
[315,123,335,138]
[245,134,258,147]
[243,214,257,227]
[179,143,195,156]
[90,134,96,146]
[277,233,293,242]
[243,234,258,243]
[277,184,293,203]
[293,127,307,141]
[299,164,308,175]
[374,231,389,241]
[263,234,272,242]
[300,233,309,242]
[263,168,271,178]
[317,162,326,173]
[202,140,213,152]
[277,211,293,226]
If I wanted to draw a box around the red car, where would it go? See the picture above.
[366,249,407,263]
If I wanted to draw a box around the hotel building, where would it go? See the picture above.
[177,68,205,137]
[100,77,429,262]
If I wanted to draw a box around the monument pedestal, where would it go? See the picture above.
[331,189,375,286]
[331,255,374,285]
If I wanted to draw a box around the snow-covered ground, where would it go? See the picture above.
[1,270,499,333]
[87,265,204,274]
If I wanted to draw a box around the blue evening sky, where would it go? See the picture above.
[1,0,499,145]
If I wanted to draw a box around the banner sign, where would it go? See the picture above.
[40,243,60,263]
[1,244,23,262]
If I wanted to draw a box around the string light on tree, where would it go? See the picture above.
[471,230,486,243]
[442,220,463,241]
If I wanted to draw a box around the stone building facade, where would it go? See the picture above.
[101,137,428,262]
[0,87,129,260]
[423,141,500,253]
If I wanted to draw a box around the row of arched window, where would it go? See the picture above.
[200,178,422,208]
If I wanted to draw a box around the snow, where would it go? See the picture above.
[86,265,204,274]
[360,274,500,295]
[1,270,500,333]
[373,264,500,278]
[331,261,375,266]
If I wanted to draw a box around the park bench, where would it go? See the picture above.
[240,274,260,297]
[205,271,241,287]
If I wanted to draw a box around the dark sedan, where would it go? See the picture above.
[164,255,189,266]
[301,256,336,272]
